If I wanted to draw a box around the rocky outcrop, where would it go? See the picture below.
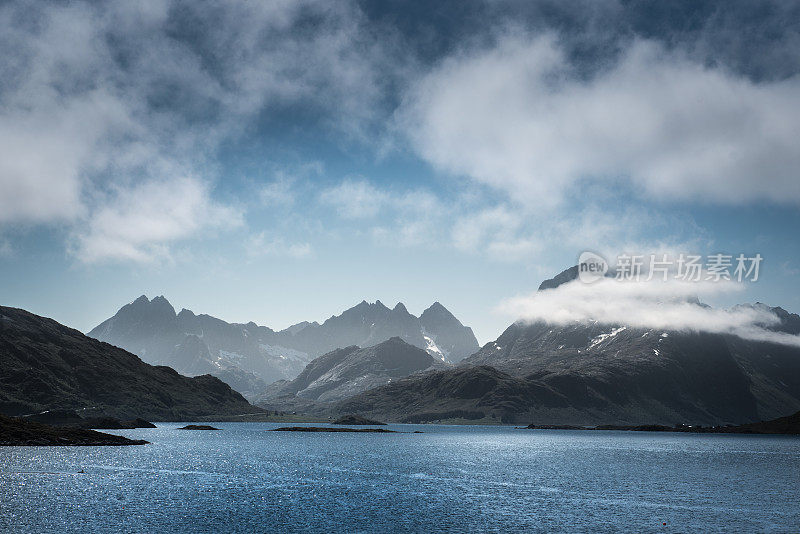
[0,414,148,446]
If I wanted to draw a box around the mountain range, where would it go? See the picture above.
[0,305,258,420]
[88,296,478,397]
[321,268,800,425]
[5,264,800,427]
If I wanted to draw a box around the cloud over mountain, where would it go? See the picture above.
[498,277,800,347]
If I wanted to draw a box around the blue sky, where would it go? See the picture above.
[1,0,799,343]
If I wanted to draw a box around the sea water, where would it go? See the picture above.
[1,423,798,532]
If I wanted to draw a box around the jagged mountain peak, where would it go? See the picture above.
[538,265,580,291]
[421,301,457,320]
[425,301,447,312]
[345,300,388,315]
[392,302,409,314]
[124,294,176,316]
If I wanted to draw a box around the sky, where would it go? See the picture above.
[1,0,799,344]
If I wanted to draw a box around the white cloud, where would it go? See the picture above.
[259,162,324,209]
[320,179,389,219]
[260,177,297,209]
[781,261,800,277]
[318,174,704,265]
[399,33,800,206]
[497,277,800,347]
[320,178,451,248]
[74,177,242,263]
[0,1,390,262]
[0,237,12,258]
[452,206,519,251]
[246,232,312,259]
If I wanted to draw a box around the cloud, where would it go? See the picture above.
[319,179,389,219]
[259,162,324,209]
[246,232,312,259]
[0,0,391,261]
[73,177,242,263]
[317,174,706,264]
[781,261,800,277]
[451,205,544,261]
[399,33,800,206]
[497,277,800,347]
[0,238,12,258]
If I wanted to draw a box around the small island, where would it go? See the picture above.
[332,415,386,426]
[178,424,220,430]
[0,414,148,446]
[272,426,397,433]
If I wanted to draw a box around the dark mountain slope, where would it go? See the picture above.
[0,305,259,420]
[335,365,572,423]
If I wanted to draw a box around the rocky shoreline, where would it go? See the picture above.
[0,414,148,446]
[523,410,800,435]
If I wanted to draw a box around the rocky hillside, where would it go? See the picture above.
[334,319,800,425]
[258,337,446,404]
[0,305,260,420]
[334,365,567,423]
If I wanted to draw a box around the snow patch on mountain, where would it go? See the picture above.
[422,331,449,361]
[259,344,310,363]
[589,326,627,348]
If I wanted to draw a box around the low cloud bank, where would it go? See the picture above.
[497,278,800,347]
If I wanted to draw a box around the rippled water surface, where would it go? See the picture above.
[1,423,799,532]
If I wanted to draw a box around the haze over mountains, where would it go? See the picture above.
[88,296,478,397]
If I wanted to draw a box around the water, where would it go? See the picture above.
[1,423,798,533]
